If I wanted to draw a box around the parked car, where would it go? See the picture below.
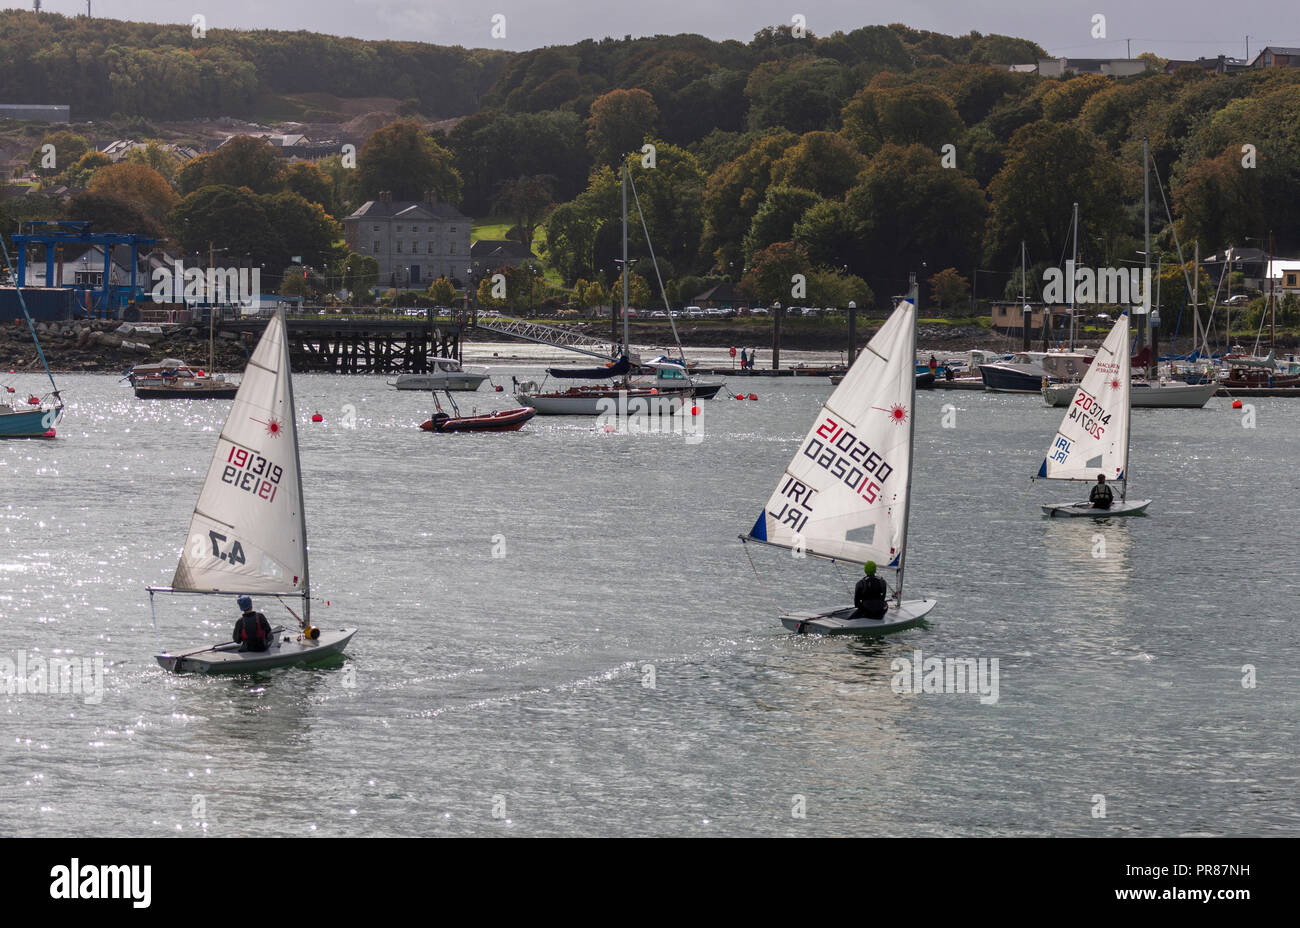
[1225,294,1252,305]
[651,310,667,318]
[751,306,769,316]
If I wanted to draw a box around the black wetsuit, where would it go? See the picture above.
[854,575,889,620]
[233,611,273,652]
[1090,482,1114,510]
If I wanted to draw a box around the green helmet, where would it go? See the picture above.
[863,561,877,575]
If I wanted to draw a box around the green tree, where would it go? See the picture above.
[840,83,965,157]
[493,174,556,251]
[427,276,456,305]
[124,141,179,181]
[355,121,463,203]
[586,88,659,169]
[342,253,379,303]
[744,186,822,260]
[89,162,178,228]
[929,267,970,311]
[285,162,335,215]
[701,130,798,272]
[769,131,867,198]
[175,136,285,195]
[739,241,813,305]
[28,131,90,176]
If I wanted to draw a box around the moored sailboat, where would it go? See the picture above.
[0,239,62,438]
[740,280,936,635]
[149,308,356,673]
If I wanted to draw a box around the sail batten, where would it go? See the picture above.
[171,312,307,596]
[1039,315,1131,484]
[747,299,916,568]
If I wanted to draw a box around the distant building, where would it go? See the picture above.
[1037,58,1148,78]
[343,192,471,289]
[1265,259,1300,297]
[470,239,537,276]
[1162,55,1249,75]
[100,139,200,163]
[1249,46,1300,69]
[691,282,743,309]
[217,132,342,161]
[1201,247,1269,290]
[0,104,70,123]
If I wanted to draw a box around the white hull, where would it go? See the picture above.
[157,626,357,674]
[781,599,937,635]
[1042,499,1151,517]
[392,372,489,391]
[1043,381,1217,408]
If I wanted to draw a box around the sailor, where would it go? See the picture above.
[854,561,889,620]
[928,354,938,375]
[1090,474,1114,510]
[233,595,273,652]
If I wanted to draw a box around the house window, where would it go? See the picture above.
[428,226,434,233]
[396,225,402,233]
[427,242,435,254]
[396,241,403,253]
[373,241,380,253]
[74,272,103,286]
[450,227,456,234]
[373,225,380,232]
[449,243,455,255]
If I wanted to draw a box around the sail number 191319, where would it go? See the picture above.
[221,445,284,503]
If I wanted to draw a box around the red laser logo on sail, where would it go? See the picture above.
[874,403,909,424]
[252,416,285,437]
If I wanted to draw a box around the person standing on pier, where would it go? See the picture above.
[739,347,747,370]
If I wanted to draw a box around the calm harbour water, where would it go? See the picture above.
[2,370,1297,836]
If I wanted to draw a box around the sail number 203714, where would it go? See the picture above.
[221,445,284,503]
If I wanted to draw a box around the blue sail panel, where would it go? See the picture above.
[748,511,768,542]
[1037,458,1048,478]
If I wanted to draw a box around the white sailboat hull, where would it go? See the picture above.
[1041,499,1151,517]
[781,599,937,636]
[156,626,357,674]
[1042,381,1217,408]
[516,391,685,416]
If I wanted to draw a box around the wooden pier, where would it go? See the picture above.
[230,314,467,374]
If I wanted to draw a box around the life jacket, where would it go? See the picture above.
[855,575,888,619]
[239,611,269,650]
[1092,483,1113,505]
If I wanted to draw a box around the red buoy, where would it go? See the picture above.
[1232,399,1243,409]
[311,412,324,422]
[494,385,503,392]
[748,393,758,401]
[734,393,744,400]
[4,386,13,393]
[27,396,39,405]
[690,405,700,416]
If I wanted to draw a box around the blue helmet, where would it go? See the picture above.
[237,595,253,611]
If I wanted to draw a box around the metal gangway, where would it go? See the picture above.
[472,315,638,363]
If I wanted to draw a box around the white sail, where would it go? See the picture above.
[747,298,916,568]
[172,311,307,593]
[1038,314,1131,482]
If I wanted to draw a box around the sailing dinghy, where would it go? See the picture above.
[1036,314,1151,517]
[149,309,356,673]
[740,284,936,635]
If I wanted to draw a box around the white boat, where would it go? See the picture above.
[390,357,490,391]
[1042,379,1218,408]
[149,309,356,673]
[1035,314,1151,518]
[740,280,937,635]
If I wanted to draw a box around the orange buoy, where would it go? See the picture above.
[1231,399,1243,409]
[748,393,758,401]
[311,412,324,422]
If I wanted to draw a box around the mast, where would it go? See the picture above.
[281,309,310,623]
[1193,240,1200,357]
[1269,231,1276,352]
[1122,313,1131,502]
[1069,203,1078,351]
[620,162,629,387]
[0,236,59,399]
[208,242,215,375]
[1141,139,1150,355]
[895,273,919,603]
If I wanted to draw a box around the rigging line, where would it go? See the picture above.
[741,539,785,618]
[149,590,162,657]
[626,169,686,364]
[1010,476,1038,516]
